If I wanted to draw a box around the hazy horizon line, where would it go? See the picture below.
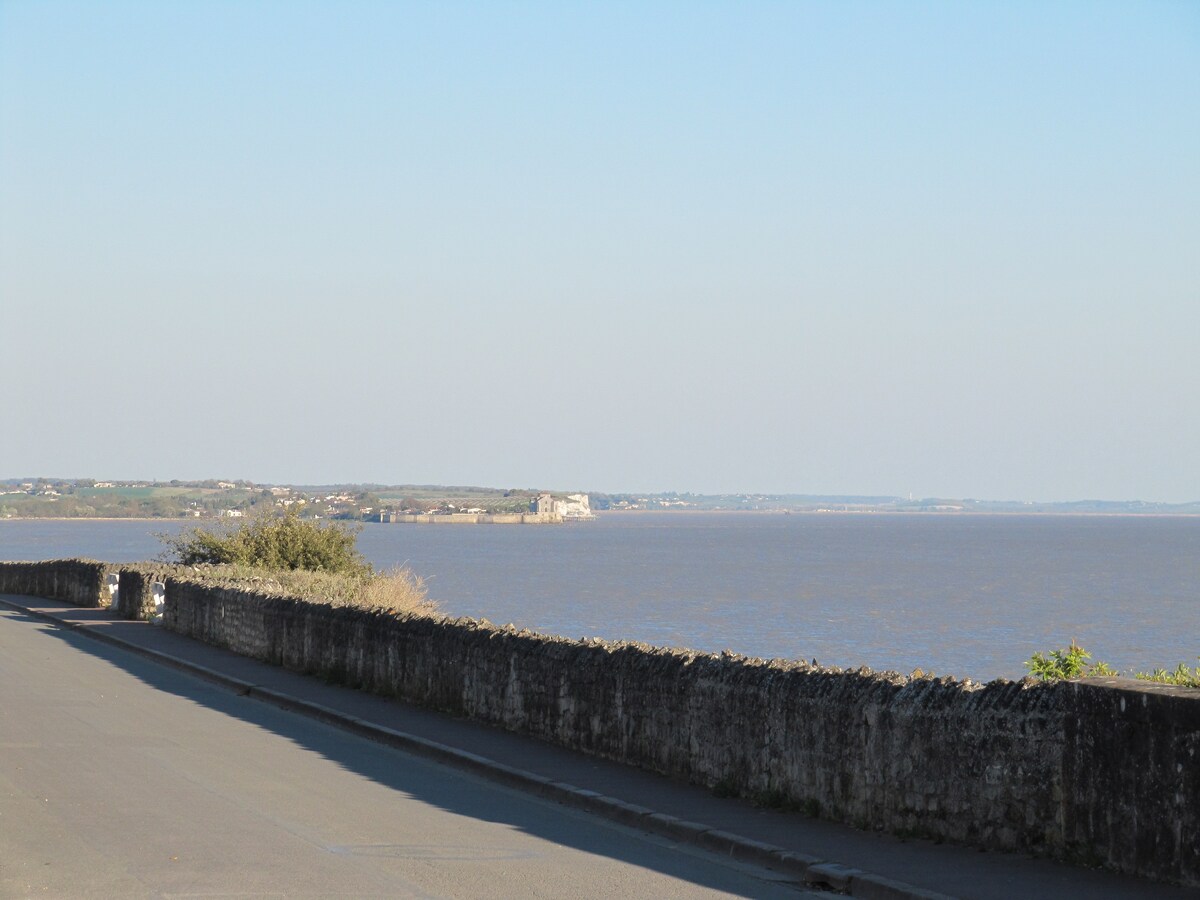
[3,475,1197,508]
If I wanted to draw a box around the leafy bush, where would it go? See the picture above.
[1025,642,1199,686]
[1135,660,1200,688]
[161,508,370,576]
[1024,642,1115,680]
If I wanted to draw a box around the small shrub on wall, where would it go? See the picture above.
[161,507,370,576]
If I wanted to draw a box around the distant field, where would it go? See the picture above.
[376,488,515,501]
[0,484,259,520]
[76,487,201,499]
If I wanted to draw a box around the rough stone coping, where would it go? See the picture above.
[143,577,1200,700]
[0,557,111,564]
[0,594,961,900]
[160,574,1014,691]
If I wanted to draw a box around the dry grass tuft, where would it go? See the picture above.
[172,563,436,615]
[355,566,435,614]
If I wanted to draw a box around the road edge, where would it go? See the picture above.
[0,596,958,900]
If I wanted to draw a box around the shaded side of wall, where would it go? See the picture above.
[115,568,171,620]
[0,559,113,607]
[1063,679,1200,878]
[160,579,1200,886]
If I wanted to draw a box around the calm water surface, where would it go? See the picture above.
[2,513,1197,681]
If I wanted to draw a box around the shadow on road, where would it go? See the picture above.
[1,602,794,897]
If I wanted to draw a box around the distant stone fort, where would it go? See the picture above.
[530,492,593,519]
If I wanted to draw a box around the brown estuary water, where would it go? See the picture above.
[1,512,1197,681]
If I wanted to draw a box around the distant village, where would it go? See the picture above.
[0,479,598,522]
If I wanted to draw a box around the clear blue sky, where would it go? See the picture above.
[2,1,1197,500]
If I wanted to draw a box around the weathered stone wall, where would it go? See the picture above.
[0,559,113,607]
[115,567,172,620]
[1061,678,1200,878]
[3,559,1195,885]
[161,579,1200,886]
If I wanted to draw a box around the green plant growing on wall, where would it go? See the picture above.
[1135,660,1200,688]
[1023,643,1200,685]
[1024,641,1115,680]
[161,507,370,576]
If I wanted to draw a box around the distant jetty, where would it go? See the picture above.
[379,512,564,525]
[378,492,594,525]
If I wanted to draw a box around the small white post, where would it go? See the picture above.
[151,581,166,624]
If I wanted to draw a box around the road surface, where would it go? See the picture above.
[0,607,815,898]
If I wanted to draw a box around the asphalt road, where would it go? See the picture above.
[0,608,818,898]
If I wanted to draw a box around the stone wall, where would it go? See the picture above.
[1061,678,1200,878]
[0,559,113,607]
[161,578,1200,887]
[2,559,1196,885]
[115,567,171,620]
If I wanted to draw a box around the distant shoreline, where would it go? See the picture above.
[3,509,1198,524]
[589,508,1200,519]
[0,517,185,523]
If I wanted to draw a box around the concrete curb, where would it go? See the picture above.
[0,597,958,900]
